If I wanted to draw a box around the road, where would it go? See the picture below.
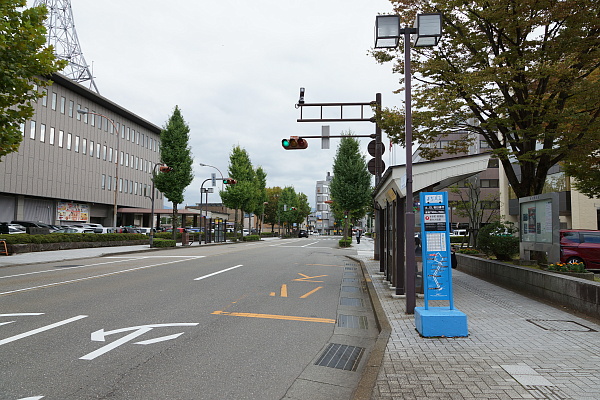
[0,237,378,400]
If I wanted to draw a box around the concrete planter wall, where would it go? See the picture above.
[457,254,600,319]
[8,240,149,254]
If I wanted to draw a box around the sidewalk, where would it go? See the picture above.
[352,237,600,400]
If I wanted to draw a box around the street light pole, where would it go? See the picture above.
[77,109,119,228]
[375,13,442,314]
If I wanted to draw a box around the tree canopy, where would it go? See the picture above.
[373,0,600,199]
[330,134,372,239]
[0,0,67,161]
[154,106,194,229]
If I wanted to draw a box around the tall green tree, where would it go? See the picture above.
[253,166,268,233]
[220,145,255,239]
[154,106,194,236]
[264,186,282,232]
[373,0,600,198]
[0,0,67,161]
[279,186,298,235]
[330,134,372,240]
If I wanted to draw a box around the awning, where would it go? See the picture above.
[374,153,491,208]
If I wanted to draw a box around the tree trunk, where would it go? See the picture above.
[172,203,178,241]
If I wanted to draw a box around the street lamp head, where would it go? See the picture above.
[413,13,442,47]
[76,109,88,114]
[374,15,400,48]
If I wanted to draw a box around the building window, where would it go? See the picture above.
[51,92,57,110]
[96,143,100,158]
[29,121,36,139]
[68,100,74,117]
[135,157,139,170]
[121,125,125,139]
[488,158,499,168]
[125,153,129,167]
[20,122,25,136]
[480,140,490,149]
[130,154,134,168]
[120,151,124,165]
[102,145,107,160]
[91,112,95,127]
[124,179,128,194]
[104,117,108,132]
[58,130,64,148]
[126,127,130,141]
[49,127,55,145]
[119,178,123,193]
[66,133,72,150]
[42,89,48,107]
[108,148,113,163]
[83,107,89,123]
[82,138,87,154]
[101,174,106,190]
[60,96,66,114]
[107,175,112,191]
[75,136,80,152]
[89,140,94,157]
[40,124,46,142]
[76,104,82,120]
[480,179,499,188]
[480,200,500,209]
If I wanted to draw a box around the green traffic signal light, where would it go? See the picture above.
[282,138,290,148]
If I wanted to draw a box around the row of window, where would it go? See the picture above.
[24,121,157,174]
[37,86,159,152]
[100,174,162,199]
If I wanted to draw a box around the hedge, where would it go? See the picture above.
[0,233,148,244]
[152,238,176,247]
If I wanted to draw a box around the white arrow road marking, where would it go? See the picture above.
[135,332,184,345]
[81,323,199,360]
[194,265,243,281]
[19,397,44,400]
[0,315,87,346]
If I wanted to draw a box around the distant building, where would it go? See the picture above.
[314,172,334,234]
[0,73,163,227]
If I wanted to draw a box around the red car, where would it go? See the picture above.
[560,229,600,268]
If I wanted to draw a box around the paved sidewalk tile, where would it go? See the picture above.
[352,245,600,400]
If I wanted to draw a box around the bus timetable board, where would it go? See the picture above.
[419,192,453,304]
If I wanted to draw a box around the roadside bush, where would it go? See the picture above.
[477,221,519,261]
[339,238,352,247]
[243,235,260,242]
[152,238,176,248]
[0,233,147,244]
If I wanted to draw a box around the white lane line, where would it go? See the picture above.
[0,315,88,346]
[0,258,201,296]
[194,265,243,281]
[0,259,140,280]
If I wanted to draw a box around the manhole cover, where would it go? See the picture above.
[527,319,597,332]
[315,343,365,371]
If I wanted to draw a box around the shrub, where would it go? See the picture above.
[457,247,479,255]
[0,233,147,244]
[243,235,260,242]
[339,238,352,247]
[152,238,176,247]
[547,262,586,273]
[477,221,519,261]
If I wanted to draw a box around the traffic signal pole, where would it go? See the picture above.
[295,92,383,262]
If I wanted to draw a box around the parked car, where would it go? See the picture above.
[11,220,57,231]
[52,227,95,233]
[298,229,308,238]
[560,229,600,268]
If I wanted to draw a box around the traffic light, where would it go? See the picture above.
[291,207,297,211]
[223,178,237,184]
[159,165,173,173]
[282,136,308,150]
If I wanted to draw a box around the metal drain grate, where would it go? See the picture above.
[341,286,361,293]
[343,272,358,278]
[527,319,597,332]
[344,266,357,271]
[343,278,359,283]
[340,297,364,307]
[338,314,368,329]
[315,343,365,371]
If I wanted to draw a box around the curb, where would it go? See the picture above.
[347,255,391,400]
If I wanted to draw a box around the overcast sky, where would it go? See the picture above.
[30,0,406,209]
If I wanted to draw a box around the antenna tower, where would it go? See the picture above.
[33,0,99,93]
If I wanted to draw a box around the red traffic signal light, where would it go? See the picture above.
[223,178,237,184]
[282,136,308,150]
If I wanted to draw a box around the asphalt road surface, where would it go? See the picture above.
[0,237,378,400]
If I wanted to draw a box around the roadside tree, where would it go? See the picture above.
[154,106,194,238]
[220,146,255,240]
[373,0,600,198]
[0,0,67,161]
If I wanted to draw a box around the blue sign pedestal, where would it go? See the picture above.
[415,306,468,337]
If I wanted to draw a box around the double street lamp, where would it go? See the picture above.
[374,13,442,313]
